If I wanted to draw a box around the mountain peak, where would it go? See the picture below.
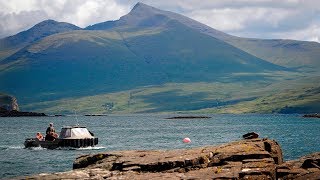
[1,19,80,49]
[132,2,153,10]
[33,19,60,28]
[33,19,79,29]
[128,2,161,16]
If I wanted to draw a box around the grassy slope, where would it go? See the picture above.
[224,37,320,70]
[22,71,319,115]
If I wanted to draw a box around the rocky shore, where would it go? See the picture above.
[18,138,320,179]
[0,109,46,117]
[303,113,320,118]
[0,95,46,117]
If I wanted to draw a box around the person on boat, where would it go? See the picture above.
[36,132,44,141]
[45,123,57,141]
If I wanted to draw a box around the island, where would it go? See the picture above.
[0,108,46,117]
[166,116,211,119]
[303,113,320,118]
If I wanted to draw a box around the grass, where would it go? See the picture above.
[225,38,320,69]
[22,73,320,115]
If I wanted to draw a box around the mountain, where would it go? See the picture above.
[0,3,286,105]
[87,3,320,70]
[0,20,81,60]
[0,2,319,114]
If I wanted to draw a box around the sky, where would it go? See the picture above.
[0,0,319,42]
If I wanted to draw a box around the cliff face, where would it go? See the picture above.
[0,94,46,117]
[0,94,19,111]
[20,138,320,179]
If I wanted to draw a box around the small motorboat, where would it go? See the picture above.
[24,126,98,149]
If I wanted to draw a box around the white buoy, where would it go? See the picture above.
[183,137,191,143]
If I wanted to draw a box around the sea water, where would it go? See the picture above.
[0,114,319,178]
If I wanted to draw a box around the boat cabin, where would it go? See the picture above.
[60,126,94,139]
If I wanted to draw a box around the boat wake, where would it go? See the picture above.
[76,146,106,150]
[29,146,46,150]
[52,146,106,151]
[0,145,24,150]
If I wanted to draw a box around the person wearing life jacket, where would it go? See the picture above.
[36,132,44,141]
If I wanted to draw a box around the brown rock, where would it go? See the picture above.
[277,152,320,179]
[18,139,320,179]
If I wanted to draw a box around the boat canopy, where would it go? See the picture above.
[59,126,94,139]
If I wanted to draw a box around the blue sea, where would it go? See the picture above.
[0,114,319,179]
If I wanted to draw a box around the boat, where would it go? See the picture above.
[24,125,98,149]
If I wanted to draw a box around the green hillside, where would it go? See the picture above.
[22,73,319,114]
[224,37,320,70]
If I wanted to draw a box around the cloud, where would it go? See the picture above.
[0,0,130,37]
[0,0,319,42]
[123,0,320,42]
[271,24,320,42]
[0,10,49,38]
[187,7,296,31]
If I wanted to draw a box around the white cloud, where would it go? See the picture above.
[0,0,130,37]
[135,0,320,42]
[186,7,297,33]
[272,24,320,42]
[0,0,319,42]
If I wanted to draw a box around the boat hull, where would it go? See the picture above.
[24,138,98,149]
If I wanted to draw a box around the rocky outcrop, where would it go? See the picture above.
[166,116,211,119]
[277,152,320,179]
[0,94,46,117]
[0,94,19,111]
[17,138,320,179]
[303,113,320,118]
[0,109,46,117]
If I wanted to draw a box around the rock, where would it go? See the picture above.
[166,116,211,119]
[303,113,320,118]
[0,94,46,117]
[243,132,259,139]
[18,139,320,179]
[0,110,46,117]
[21,138,288,179]
[277,152,320,179]
[0,94,19,111]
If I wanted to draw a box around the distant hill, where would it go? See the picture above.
[0,20,80,60]
[0,2,319,114]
